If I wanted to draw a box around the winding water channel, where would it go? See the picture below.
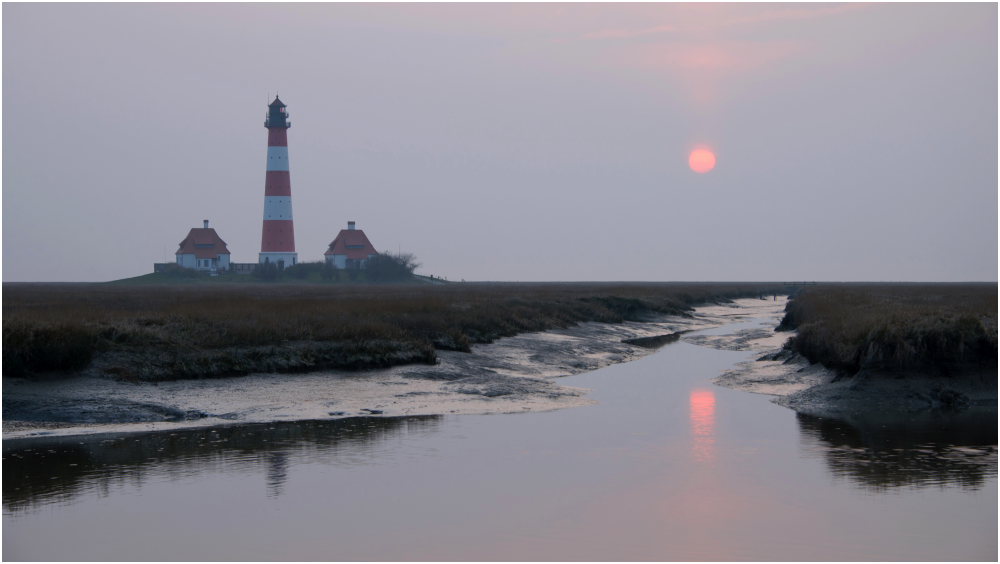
[4,316,997,560]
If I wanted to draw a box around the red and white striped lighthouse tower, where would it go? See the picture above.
[259,95,298,267]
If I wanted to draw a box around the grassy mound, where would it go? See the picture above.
[778,284,997,377]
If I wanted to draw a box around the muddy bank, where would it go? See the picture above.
[704,298,998,415]
[4,299,758,439]
[6,282,784,380]
[774,284,996,379]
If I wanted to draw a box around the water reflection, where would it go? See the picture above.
[266,451,289,497]
[689,388,716,464]
[797,408,998,492]
[3,416,441,513]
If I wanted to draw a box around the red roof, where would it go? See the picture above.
[176,228,231,259]
[324,229,378,260]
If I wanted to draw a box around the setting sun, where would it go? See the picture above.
[689,149,716,173]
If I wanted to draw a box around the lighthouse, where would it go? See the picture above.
[259,95,298,267]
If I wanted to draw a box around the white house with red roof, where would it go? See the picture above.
[175,220,232,271]
[324,221,378,268]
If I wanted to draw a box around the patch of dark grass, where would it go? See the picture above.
[3,320,98,377]
[777,284,997,377]
[3,282,785,380]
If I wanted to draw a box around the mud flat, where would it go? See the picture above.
[3,299,770,439]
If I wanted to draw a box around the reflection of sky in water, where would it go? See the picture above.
[689,388,715,464]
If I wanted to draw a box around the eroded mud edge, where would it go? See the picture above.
[3,299,774,440]
[704,298,998,416]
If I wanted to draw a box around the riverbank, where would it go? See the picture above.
[3,282,783,381]
[3,297,783,439]
[9,288,991,439]
[715,346,997,415]
[777,283,996,378]
[707,287,998,415]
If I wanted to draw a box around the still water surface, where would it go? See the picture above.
[4,318,997,560]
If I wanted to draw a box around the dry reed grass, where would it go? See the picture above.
[4,282,783,380]
[779,284,997,377]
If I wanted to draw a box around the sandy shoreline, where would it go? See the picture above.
[3,299,776,440]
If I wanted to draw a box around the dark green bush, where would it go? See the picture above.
[367,252,421,283]
[252,261,280,282]
[285,261,324,280]
[320,261,340,282]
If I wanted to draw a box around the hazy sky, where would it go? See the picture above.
[4,3,997,282]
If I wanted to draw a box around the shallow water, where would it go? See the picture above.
[4,317,997,561]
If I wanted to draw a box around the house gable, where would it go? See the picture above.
[324,229,378,260]
[176,227,232,259]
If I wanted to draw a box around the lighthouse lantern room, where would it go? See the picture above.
[259,95,298,267]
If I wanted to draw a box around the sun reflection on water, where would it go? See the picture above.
[689,388,716,464]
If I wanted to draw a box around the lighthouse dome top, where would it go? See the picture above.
[265,95,290,129]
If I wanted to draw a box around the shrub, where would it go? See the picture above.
[321,261,341,282]
[285,261,324,281]
[253,261,280,282]
[367,252,421,283]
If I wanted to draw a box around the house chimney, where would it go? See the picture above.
[203,220,209,229]
[348,221,355,230]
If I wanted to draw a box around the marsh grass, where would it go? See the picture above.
[778,284,997,377]
[3,282,781,380]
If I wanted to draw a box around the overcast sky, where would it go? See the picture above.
[3,3,997,282]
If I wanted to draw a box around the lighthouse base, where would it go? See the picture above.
[259,252,298,269]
